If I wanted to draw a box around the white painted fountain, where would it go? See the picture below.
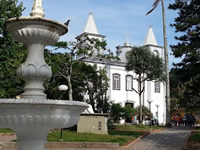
[0,0,88,150]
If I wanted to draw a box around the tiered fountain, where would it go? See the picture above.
[0,0,88,150]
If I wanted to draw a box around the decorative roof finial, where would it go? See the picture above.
[126,34,129,43]
[30,0,45,18]
[124,33,131,46]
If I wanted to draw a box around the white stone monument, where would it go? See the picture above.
[0,1,88,150]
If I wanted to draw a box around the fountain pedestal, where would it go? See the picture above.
[6,17,67,100]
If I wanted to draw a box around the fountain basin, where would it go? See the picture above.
[0,99,88,129]
[0,99,88,150]
[6,17,67,45]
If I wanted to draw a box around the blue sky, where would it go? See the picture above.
[19,0,181,68]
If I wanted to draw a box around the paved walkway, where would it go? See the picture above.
[129,126,193,150]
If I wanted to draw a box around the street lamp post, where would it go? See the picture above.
[58,85,68,141]
[147,99,153,129]
[156,104,160,126]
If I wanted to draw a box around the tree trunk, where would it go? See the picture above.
[142,81,145,106]
[139,93,142,124]
[67,75,73,101]
[161,0,170,125]
[139,76,143,124]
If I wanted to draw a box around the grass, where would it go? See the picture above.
[189,127,200,143]
[190,133,200,143]
[108,130,144,137]
[195,127,200,132]
[0,128,13,133]
[111,124,165,131]
[47,130,145,146]
[0,125,161,146]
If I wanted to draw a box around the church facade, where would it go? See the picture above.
[76,13,166,125]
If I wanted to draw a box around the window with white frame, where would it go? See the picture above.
[126,75,133,91]
[155,81,160,93]
[113,74,120,90]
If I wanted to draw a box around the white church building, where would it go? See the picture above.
[76,13,166,125]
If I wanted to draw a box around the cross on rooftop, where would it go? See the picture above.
[126,34,130,43]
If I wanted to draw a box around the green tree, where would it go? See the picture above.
[126,46,165,124]
[71,62,110,113]
[169,0,200,68]
[50,41,79,101]
[45,49,111,113]
[110,103,124,124]
[49,38,112,101]
[124,105,135,123]
[44,50,86,101]
[83,65,110,113]
[0,0,25,98]
[46,37,117,113]
[146,0,171,125]
[134,106,152,120]
[169,0,200,110]
[169,68,184,110]
[179,75,200,112]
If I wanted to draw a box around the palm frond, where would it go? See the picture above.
[153,0,160,7]
[146,0,161,15]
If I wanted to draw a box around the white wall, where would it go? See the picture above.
[83,42,166,125]
[105,63,166,125]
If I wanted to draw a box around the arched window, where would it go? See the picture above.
[126,75,133,91]
[125,101,135,108]
[153,50,159,56]
[113,74,120,90]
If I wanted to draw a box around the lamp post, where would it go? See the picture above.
[58,85,68,141]
[156,104,160,126]
[147,99,153,129]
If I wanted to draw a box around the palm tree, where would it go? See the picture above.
[146,0,171,125]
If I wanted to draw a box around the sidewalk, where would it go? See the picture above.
[128,126,193,150]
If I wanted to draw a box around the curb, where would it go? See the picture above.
[149,127,169,133]
[0,133,15,136]
[183,134,191,150]
[183,127,197,150]
[0,142,119,149]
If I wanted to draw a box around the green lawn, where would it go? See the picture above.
[47,130,145,146]
[190,133,200,143]
[0,128,13,133]
[0,125,162,146]
[190,127,200,143]
[195,127,200,132]
[111,124,165,131]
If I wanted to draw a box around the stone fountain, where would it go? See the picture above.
[0,0,88,150]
